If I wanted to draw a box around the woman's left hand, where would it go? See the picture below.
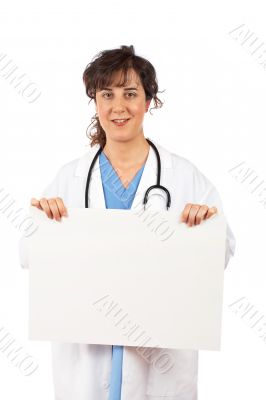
[179,204,218,227]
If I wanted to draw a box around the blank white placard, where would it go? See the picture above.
[28,206,226,350]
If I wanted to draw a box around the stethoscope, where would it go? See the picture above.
[85,138,171,210]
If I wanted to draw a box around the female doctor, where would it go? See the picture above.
[20,45,236,400]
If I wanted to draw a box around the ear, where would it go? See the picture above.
[146,99,151,111]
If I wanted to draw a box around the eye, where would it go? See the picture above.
[102,92,136,99]
[102,92,112,98]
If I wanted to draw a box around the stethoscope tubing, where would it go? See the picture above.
[85,138,171,210]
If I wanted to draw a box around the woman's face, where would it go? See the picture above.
[95,68,151,143]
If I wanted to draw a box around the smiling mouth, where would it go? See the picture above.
[111,118,130,126]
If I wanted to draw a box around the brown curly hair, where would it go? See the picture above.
[82,45,165,148]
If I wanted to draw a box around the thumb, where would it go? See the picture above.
[31,198,42,210]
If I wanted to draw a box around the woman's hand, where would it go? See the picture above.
[180,204,218,227]
[31,197,68,221]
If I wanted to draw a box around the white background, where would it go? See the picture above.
[0,0,265,398]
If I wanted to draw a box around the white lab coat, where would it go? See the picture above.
[19,139,236,400]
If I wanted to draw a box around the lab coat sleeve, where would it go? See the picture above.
[192,165,236,269]
[18,167,62,270]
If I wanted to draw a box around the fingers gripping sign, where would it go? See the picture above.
[179,203,218,227]
[31,197,68,221]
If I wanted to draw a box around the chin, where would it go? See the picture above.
[109,133,135,143]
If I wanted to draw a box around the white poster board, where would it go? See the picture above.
[28,206,226,350]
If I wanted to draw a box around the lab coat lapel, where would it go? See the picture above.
[130,143,158,211]
[74,144,106,209]
[130,140,173,211]
[87,156,107,209]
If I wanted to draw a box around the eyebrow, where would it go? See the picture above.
[100,87,138,91]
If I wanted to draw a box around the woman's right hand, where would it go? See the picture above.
[31,197,68,221]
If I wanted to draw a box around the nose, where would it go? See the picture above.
[112,96,127,114]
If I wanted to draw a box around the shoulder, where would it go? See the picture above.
[41,149,92,198]
[55,157,81,179]
[54,145,99,180]
[155,140,204,175]
[155,140,217,196]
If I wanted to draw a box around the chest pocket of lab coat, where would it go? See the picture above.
[145,348,198,398]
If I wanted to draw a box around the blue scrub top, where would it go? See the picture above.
[99,151,146,400]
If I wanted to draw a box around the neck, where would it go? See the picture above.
[102,135,150,168]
